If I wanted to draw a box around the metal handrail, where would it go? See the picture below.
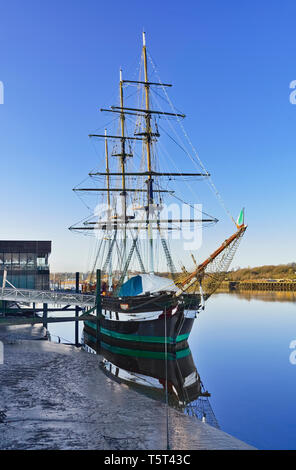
[0,287,95,307]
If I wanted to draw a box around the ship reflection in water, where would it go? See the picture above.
[82,328,219,429]
[228,290,296,303]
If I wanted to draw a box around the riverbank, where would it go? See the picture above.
[218,289,296,303]
[0,324,255,450]
[220,280,296,293]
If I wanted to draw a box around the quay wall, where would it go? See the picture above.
[0,324,255,450]
[224,280,296,292]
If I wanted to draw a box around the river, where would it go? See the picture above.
[48,291,296,450]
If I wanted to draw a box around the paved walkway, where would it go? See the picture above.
[0,325,255,450]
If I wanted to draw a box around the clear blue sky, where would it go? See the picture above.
[0,0,295,271]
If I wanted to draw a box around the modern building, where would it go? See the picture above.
[0,241,51,290]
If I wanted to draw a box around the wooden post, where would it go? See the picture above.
[95,269,101,353]
[75,272,79,347]
[43,303,48,329]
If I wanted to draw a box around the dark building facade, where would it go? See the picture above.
[0,241,51,290]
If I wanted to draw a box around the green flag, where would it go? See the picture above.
[236,208,244,227]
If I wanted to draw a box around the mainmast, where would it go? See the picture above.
[104,128,110,208]
[119,69,127,201]
[142,32,154,274]
[119,69,127,269]
[142,32,152,181]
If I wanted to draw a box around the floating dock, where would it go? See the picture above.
[0,324,255,450]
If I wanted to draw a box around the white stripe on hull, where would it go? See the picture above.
[101,309,197,322]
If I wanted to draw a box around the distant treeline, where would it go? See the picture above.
[51,263,296,282]
[227,263,296,281]
[50,272,92,282]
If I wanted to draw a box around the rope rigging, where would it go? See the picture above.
[148,52,237,227]
[69,34,246,301]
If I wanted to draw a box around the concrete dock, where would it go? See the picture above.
[0,324,255,450]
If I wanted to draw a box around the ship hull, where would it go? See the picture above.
[84,308,195,352]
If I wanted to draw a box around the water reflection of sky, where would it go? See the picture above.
[48,292,296,450]
[189,293,296,450]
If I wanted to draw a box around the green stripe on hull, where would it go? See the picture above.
[100,341,191,360]
[84,320,189,344]
[84,332,97,344]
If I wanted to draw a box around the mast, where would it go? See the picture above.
[104,129,113,291]
[143,32,152,180]
[142,31,154,274]
[119,69,127,198]
[105,128,110,208]
[69,34,220,284]
[119,68,127,270]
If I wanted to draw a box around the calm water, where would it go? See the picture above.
[48,292,296,450]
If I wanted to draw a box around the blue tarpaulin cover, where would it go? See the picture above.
[118,274,177,297]
[118,275,143,297]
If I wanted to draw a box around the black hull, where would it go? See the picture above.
[84,309,194,352]
[101,292,203,314]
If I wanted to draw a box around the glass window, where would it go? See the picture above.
[20,253,27,266]
[18,274,26,288]
[4,253,11,265]
[27,275,35,289]
[37,256,46,266]
[27,253,36,266]
[12,253,20,265]
[7,274,18,288]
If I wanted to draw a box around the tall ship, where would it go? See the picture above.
[70,33,247,351]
